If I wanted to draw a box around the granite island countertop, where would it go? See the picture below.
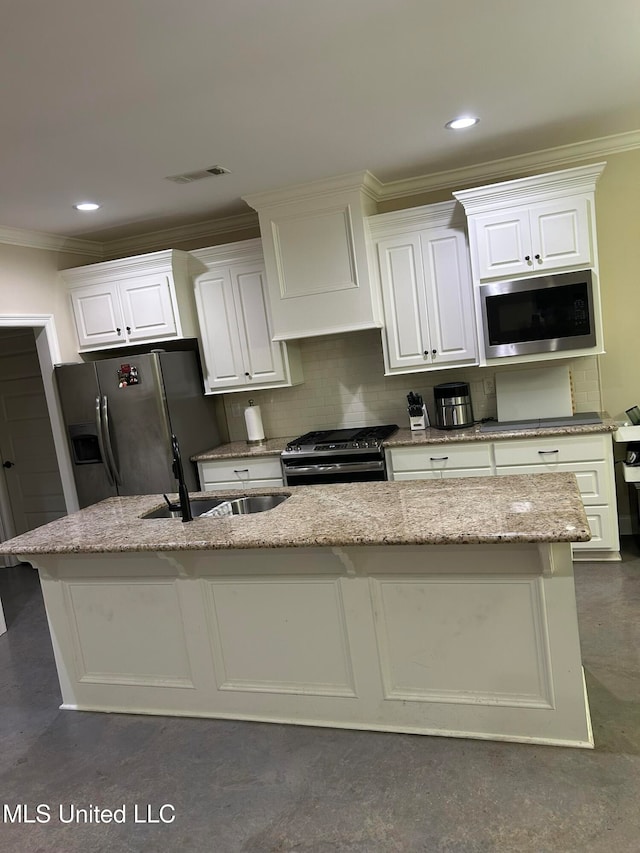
[0,473,590,556]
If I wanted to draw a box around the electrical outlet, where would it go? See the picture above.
[483,376,496,395]
[231,402,242,418]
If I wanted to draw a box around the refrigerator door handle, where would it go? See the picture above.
[101,395,122,485]
[95,396,115,486]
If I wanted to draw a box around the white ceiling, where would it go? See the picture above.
[2,0,639,243]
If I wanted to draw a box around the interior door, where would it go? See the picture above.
[0,330,67,535]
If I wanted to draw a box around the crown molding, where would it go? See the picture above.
[190,238,263,269]
[377,129,640,201]
[0,225,104,258]
[452,162,607,214]
[1,130,638,259]
[243,170,385,211]
[101,211,259,259]
[367,199,463,235]
[60,248,190,283]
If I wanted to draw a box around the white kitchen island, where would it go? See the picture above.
[0,474,594,748]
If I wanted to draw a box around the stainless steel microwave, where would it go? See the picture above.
[479,269,596,359]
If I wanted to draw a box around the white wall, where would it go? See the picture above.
[0,243,92,363]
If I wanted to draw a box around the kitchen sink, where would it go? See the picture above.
[225,495,289,515]
[142,494,289,519]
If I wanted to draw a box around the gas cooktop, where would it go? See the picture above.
[283,425,398,455]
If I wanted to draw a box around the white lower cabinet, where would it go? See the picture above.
[388,433,619,557]
[198,456,283,491]
[387,443,492,480]
[493,435,619,555]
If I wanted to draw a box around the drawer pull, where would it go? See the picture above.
[538,449,559,455]
[430,456,449,461]
[233,468,250,474]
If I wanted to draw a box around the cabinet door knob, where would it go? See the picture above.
[116,327,121,335]
[534,254,541,262]
[244,372,251,377]
[432,349,437,356]
[2,460,15,468]
[524,255,532,263]
[126,326,131,334]
[423,350,429,358]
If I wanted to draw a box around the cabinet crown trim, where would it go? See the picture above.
[61,249,189,286]
[453,162,606,215]
[243,170,384,211]
[190,238,263,269]
[367,199,465,235]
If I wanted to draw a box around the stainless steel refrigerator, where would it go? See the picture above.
[55,350,221,508]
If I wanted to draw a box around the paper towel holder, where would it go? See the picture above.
[244,399,266,445]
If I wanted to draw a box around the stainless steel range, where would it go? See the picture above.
[281,425,398,486]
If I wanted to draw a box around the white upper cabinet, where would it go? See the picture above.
[368,201,477,374]
[62,250,198,351]
[191,240,303,395]
[453,162,605,284]
[243,172,384,340]
[471,197,593,281]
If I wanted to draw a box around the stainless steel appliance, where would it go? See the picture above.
[479,269,596,359]
[55,350,220,508]
[281,425,398,486]
[433,382,474,430]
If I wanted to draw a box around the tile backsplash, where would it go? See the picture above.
[222,329,603,441]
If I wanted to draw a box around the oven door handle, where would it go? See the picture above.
[282,460,385,475]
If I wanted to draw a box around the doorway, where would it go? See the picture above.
[0,328,67,536]
[0,315,78,568]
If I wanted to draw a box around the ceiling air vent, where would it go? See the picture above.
[166,166,231,184]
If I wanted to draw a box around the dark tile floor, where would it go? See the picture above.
[1,542,639,853]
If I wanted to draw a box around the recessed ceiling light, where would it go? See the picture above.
[445,117,479,130]
[73,202,101,211]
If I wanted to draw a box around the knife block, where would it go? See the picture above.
[409,404,429,431]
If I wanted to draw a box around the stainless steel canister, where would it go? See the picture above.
[433,382,474,430]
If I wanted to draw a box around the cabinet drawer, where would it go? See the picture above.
[393,468,493,481]
[203,477,284,491]
[496,461,609,505]
[198,457,283,485]
[573,506,619,551]
[493,435,607,466]
[389,443,492,473]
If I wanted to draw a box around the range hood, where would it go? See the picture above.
[243,172,384,340]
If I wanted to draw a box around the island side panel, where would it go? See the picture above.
[30,542,592,748]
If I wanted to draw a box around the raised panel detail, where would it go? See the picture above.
[205,577,357,696]
[121,274,176,339]
[273,206,357,298]
[63,580,194,688]
[371,576,554,708]
[533,198,591,268]
[382,239,426,362]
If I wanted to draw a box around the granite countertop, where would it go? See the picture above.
[0,473,590,556]
[192,436,294,461]
[192,418,617,461]
[384,416,617,447]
